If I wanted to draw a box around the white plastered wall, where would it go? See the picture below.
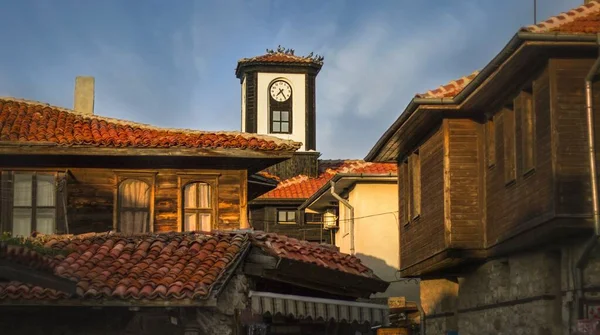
[335,182,419,300]
[256,72,306,150]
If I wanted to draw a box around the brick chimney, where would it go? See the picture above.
[73,76,95,115]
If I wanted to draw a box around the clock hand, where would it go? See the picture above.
[278,88,286,98]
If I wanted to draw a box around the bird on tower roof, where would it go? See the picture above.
[235,46,324,78]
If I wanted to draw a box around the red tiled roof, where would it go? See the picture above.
[251,233,375,278]
[258,160,397,199]
[0,98,301,152]
[237,50,323,66]
[0,243,57,274]
[521,1,600,34]
[0,232,247,301]
[416,71,480,99]
[0,231,380,302]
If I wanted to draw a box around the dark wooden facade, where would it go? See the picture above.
[0,138,298,236]
[0,167,248,235]
[262,151,320,180]
[391,52,600,277]
[249,201,333,244]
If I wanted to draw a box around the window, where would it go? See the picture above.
[118,179,151,234]
[9,173,56,236]
[408,151,421,219]
[305,212,323,225]
[521,90,535,173]
[277,210,296,224]
[183,182,212,231]
[271,111,291,133]
[486,116,496,168]
[269,80,293,134]
[503,106,516,184]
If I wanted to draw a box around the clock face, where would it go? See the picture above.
[270,81,292,102]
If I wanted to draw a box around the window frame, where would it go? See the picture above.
[177,173,219,232]
[113,172,156,233]
[183,181,213,232]
[277,209,297,225]
[268,79,293,134]
[304,212,323,225]
[0,170,61,236]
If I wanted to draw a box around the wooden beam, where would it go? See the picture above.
[0,144,296,159]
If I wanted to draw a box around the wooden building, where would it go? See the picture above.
[365,1,600,333]
[0,87,300,237]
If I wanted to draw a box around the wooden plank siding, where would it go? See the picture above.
[400,125,445,270]
[551,58,600,217]
[395,57,600,277]
[485,65,554,247]
[445,119,483,249]
[0,168,248,235]
[248,206,332,243]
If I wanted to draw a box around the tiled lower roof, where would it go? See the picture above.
[258,160,397,199]
[0,231,379,303]
[251,233,374,277]
[0,98,301,152]
[0,232,247,301]
[0,242,57,274]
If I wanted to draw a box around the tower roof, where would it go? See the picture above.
[236,46,324,78]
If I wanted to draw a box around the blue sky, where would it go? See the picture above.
[0,0,582,159]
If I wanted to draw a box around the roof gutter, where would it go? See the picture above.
[365,32,599,162]
[330,180,355,255]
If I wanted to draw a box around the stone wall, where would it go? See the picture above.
[457,251,562,335]
[420,278,459,334]
[419,249,580,335]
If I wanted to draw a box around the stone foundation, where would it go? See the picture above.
[419,239,600,335]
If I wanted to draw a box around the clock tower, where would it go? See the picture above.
[236,47,324,179]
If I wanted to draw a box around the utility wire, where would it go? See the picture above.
[249,210,400,225]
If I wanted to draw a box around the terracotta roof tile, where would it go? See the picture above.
[0,231,381,302]
[0,232,248,302]
[259,160,397,199]
[416,71,480,99]
[237,50,323,66]
[0,98,301,152]
[521,1,600,33]
[0,243,57,274]
[250,232,377,278]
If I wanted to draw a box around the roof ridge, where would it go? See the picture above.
[521,1,600,33]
